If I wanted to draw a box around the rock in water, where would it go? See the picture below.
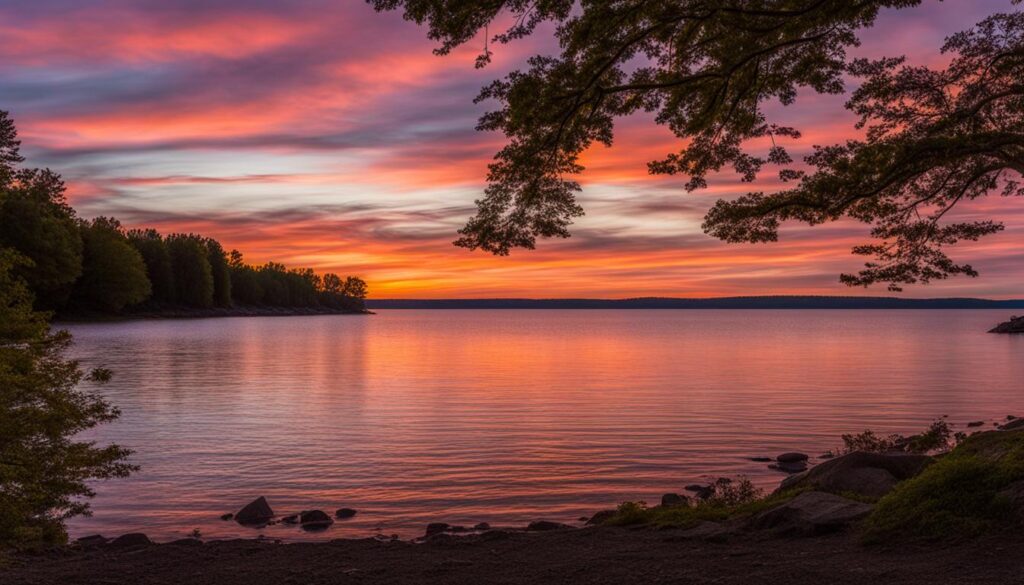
[299,510,334,530]
[990,316,1024,334]
[473,522,491,531]
[769,461,808,474]
[776,452,810,463]
[335,508,357,519]
[235,497,274,526]
[109,533,153,548]
[219,513,233,521]
[777,451,933,498]
[752,492,873,536]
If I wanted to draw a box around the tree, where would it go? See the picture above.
[127,229,175,304]
[227,249,264,305]
[73,217,152,312]
[204,238,232,308]
[0,111,82,309]
[704,10,1024,290]
[166,234,214,308]
[322,273,344,294]
[341,276,368,300]
[373,1,1022,290]
[0,248,135,545]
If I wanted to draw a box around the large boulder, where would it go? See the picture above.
[777,451,933,498]
[1000,418,1024,431]
[235,496,274,526]
[752,491,873,535]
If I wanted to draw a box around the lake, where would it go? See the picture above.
[64,310,1023,541]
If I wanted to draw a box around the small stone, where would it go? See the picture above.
[473,522,491,531]
[219,513,234,521]
[299,510,334,530]
[281,514,299,524]
[748,457,773,462]
[967,421,985,427]
[335,508,357,519]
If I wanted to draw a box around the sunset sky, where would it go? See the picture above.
[2,0,1020,299]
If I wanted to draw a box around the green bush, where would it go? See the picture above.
[863,430,1024,542]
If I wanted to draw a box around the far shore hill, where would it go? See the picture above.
[366,296,1024,310]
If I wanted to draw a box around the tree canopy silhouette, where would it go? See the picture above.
[372,0,1023,290]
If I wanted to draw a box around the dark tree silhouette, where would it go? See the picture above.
[372,1,1022,289]
[204,238,233,308]
[128,229,176,303]
[0,249,136,546]
[74,217,151,312]
[0,111,82,308]
[166,234,215,308]
[705,11,1024,289]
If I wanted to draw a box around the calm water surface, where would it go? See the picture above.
[64,310,1023,541]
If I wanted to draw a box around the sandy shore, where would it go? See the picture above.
[6,526,1023,585]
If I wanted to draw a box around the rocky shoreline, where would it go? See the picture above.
[990,315,1024,333]
[8,420,1024,584]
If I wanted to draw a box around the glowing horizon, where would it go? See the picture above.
[2,1,1021,299]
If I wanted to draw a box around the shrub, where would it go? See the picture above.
[862,429,1024,542]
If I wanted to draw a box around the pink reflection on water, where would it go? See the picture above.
[64,310,1024,541]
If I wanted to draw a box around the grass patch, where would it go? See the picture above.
[602,478,807,529]
[862,429,1024,542]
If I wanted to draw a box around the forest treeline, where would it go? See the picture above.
[0,125,367,315]
[0,199,368,315]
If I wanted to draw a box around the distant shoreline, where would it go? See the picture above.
[366,295,1024,310]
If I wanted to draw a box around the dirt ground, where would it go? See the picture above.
[6,526,1023,585]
